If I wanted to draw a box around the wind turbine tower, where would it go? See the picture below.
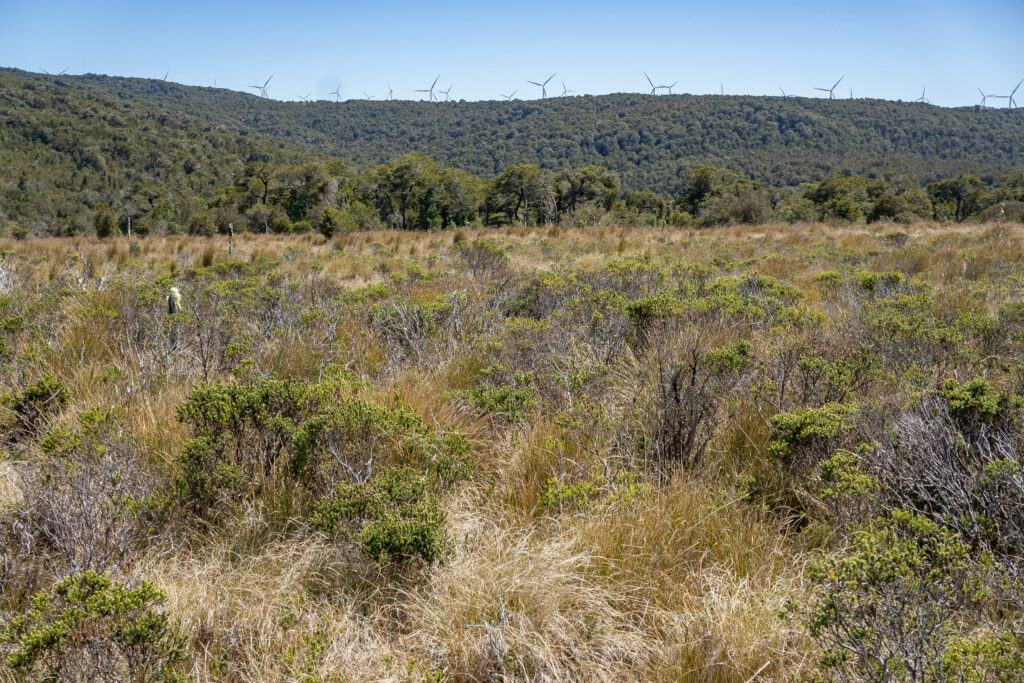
[249,74,273,98]
[415,75,440,101]
[814,75,844,100]
[528,73,556,98]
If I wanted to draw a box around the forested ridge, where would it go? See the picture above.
[54,70,1024,188]
[2,66,1023,235]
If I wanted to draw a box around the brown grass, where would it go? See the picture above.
[2,221,1022,680]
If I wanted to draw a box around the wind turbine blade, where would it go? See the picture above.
[1012,78,1023,97]
[814,87,829,92]
[265,75,273,87]
[645,73,654,87]
[544,74,555,85]
[833,75,844,89]
[528,81,541,86]
[432,75,439,88]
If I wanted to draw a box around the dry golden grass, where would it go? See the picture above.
[2,221,1023,681]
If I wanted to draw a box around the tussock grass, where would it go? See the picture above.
[2,221,1023,680]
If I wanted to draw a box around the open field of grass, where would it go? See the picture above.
[2,221,1024,681]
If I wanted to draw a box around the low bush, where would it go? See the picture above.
[2,408,170,604]
[4,375,69,440]
[311,466,450,566]
[789,510,1007,682]
[0,571,189,681]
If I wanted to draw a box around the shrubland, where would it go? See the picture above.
[1,221,1024,680]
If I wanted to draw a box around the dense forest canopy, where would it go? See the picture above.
[1,67,1023,235]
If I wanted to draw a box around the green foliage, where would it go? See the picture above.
[5,70,1024,234]
[176,377,472,515]
[768,402,858,472]
[0,571,189,681]
[291,394,473,489]
[4,374,70,437]
[311,466,450,566]
[175,378,317,513]
[462,381,537,423]
[929,173,990,222]
[939,377,1015,423]
[790,510,1000,682]
[539,471,650,512]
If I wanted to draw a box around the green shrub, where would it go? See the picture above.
[768,402,858,473]
[176,378,473,517]
[789,510,1000,682]
[0,571,188,681]
[311,467,450,566]
[5,374,69,438]
[462,383,537,423]
[175,378,318,515]
[939,377,1015,423]
[291,395,473,491]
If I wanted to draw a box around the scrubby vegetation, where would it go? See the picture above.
[3,221,1024,680]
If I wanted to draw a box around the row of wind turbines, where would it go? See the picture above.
[42,66,1021,108]
[253,71,1024,108]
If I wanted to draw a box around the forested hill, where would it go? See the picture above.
[6,68,1024,195]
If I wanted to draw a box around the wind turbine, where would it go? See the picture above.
[415,75,440,101]
[528,73,556,98]
[298,93,311,102]
[163,71,169,81]
[814,75,844,100]
[386,82,394,100]
[915,86,931,104]
[330,83,342,102]
[779,87,789,97]
[1005,78,1022,109]
[645,73,658,95]
[560,80,576,97]
[364,92,375,100]
[663,81,677,95]
[249,74,272,98]
[500,91,517,101]
[439,84,453,101]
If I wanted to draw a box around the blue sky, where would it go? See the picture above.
[1,0,1022,107]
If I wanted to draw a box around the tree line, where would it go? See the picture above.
[132,156,1024,239]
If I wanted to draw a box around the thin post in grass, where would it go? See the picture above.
[228,223,234,256]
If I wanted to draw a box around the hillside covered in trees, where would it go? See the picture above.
[2,67,1023,236]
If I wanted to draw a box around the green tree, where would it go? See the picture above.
[486,163,554,226]
[928,173,989,222]
[555,165,620,219]
[93,202,117,238]
[376,153,437,230]
[430,166,482,229]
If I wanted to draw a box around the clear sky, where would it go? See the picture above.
[1,0,1022,108]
